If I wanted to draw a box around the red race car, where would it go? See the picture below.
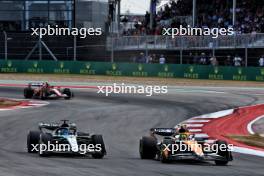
[24,82,73,100]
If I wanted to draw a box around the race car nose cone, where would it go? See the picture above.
[67,136,79,152]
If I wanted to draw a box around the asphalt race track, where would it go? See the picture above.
[0,86,264,176]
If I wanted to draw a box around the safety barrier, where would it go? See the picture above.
[0,60,264,81]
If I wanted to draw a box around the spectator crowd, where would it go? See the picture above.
[121,0,264,36]
[132,52,264,67]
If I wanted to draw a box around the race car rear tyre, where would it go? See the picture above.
[139,136,157,159]
[214,140,231,165]
[63,88,72,100]
[91,135,106,159]
[27,131,40,153]
[39,133,53,157]
[24,88,34,99]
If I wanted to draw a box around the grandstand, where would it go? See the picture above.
[0,0,263,66]
[120,0,264,35]
[111,0,264,66]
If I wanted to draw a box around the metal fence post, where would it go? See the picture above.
[111,37,114,63]
[245,46,248,67]
[212,40,215,57]
[180,36,183,64]
[39,36,42,61]
[73,35,77,61]
[145,36,148,59]
[3,31,7,60]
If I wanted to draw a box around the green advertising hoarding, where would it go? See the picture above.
[0,60,264,81]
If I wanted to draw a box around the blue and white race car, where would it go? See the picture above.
[27,120,106,158]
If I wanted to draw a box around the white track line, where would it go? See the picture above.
[185,119,210,123]
[247,115,264,135]
[192,109,234,119]
[189,129,202,132]
[193,134,209,138]
[185,124,204,127]
[234,146,264,157]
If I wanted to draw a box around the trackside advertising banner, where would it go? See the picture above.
[0,60,264,81]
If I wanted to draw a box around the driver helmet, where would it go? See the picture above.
[59,128,69,135]
[179,133,188,140]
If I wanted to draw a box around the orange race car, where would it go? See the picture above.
[139,128,233,165]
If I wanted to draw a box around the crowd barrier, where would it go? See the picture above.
[0,60,264,81]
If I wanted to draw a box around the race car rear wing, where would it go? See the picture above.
[38,122,77,131]
[28,82,44,87]
[39,123,60,130]
[150,128,176,136]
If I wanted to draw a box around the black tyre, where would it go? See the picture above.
[139,136,157,159]
[27,131,41,153]
[24,88,34,99]
[214,140,232,165]
[91,135,106,159]
[63,88,72,100]
[39,133,53,157]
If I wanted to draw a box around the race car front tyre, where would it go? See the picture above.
[27,131,41,153]
[91,135,106,159]
[39,133,53,157]
[214,140,232,165]
[63,88,72,100]
[139,136,157,159]
[24,88,34,99]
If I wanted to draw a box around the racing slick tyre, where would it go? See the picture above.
[39,133,53,157]
[24,88,34,99]
[27,131,41,153]
[214,140,232,165]
[63,88,73,100]
[91,135,106,159]
[139,136,157,159]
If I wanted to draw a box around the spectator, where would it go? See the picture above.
[121,0,264,36]
[259,55,264,67]
[210,56,218,66]
[146,55,153,63]
[199,53,207,65]
[137,53,146,63]
[159,55,166,64]
[152,54,157,63]
[225,55,232,66]
[193,52,199,65]
[233,54,243,67]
